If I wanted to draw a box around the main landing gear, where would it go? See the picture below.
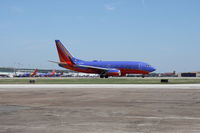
[100,75,109,78]
[142,75,145,78]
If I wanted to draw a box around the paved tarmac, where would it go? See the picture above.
[0,84,200,133]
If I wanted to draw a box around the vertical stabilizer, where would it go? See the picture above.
[50,70,56,77]
[55,40,74,64]
[30,69,37,77]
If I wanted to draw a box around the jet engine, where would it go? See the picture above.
[107,69,121,76]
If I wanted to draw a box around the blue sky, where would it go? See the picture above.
[0,0,200,72]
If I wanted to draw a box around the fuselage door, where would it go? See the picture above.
[139,63,142,70]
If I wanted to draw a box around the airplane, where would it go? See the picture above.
[53,71,64,77]
[16,69,37,77]
[160,71,176,77]
[0,72,14,78]
[37,70,56,77]
[50,40,156,78]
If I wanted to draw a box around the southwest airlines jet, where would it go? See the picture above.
[50,40,156,78]
[37,70,56,77]
[16,69,37,77]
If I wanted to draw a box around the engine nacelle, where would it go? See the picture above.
[107,69,121,76]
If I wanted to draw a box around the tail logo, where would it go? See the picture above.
[56,41,72,58]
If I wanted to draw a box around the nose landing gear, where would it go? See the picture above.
[100,74,109,78]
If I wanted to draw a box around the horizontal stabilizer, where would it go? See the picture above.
[48,60,68,65]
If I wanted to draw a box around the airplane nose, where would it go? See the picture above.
[151,67,156,72]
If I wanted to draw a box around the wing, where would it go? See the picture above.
[76,64,110,71]
[49,60,113,74]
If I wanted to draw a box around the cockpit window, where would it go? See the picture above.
[146,65,151,67]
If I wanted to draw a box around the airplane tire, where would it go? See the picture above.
[105,75,109,78]
[100,75,104,78]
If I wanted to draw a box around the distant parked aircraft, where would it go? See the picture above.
[50,40,156,78]
[37,70,56,77]
[160,71,176,77]
[16,69,37,77]
[0,72,14,78]
[54,71,64,77]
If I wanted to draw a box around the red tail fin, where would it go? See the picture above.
[55,40,74,64]
[50,70,56,76]
[30,69,37,77]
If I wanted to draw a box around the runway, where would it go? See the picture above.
[1,84,200,133]
[0,84,200,91]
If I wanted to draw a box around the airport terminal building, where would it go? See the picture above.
[178,71,200,77]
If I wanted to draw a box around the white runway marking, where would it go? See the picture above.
[0,84,200,91]
[132,116,200,120]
